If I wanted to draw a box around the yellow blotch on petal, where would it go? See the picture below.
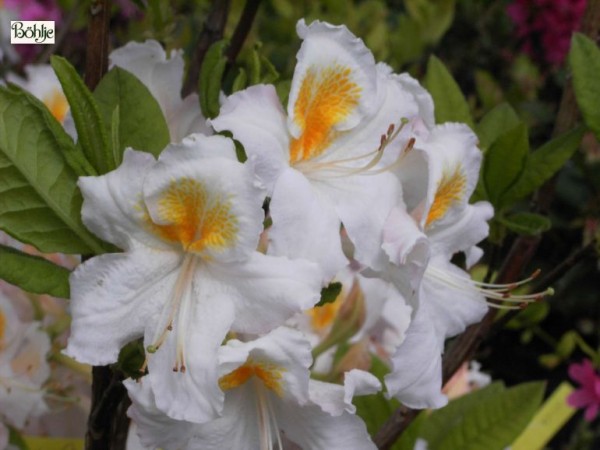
[43,89,69,124]
[290,65,361,163]
[425,166,467,228]
[149,178,238,253]
[306,293,343,333]
[219,360,285,397]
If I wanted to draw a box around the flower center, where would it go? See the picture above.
[425,166,467,228]
[293,118,415,181]
[147,177,239,255]
[43,89,69,124]
[219,362,285,450]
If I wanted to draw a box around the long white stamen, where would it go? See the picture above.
[144,254,198,372]
[296,118,412,180]
[255,378,277,450]
[426,265,553,310]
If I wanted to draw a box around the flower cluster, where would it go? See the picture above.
[62,20,519,448]
[507,0,587,65]
[567,359,600,422]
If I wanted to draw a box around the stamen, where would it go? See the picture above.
[144,254,198,372]
[425,265,553,310]
[295,117,413,179]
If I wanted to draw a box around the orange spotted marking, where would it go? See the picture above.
[289,65,361,163]
[425,166,466,228]
[219,360,285,396]
[147,178,238,253]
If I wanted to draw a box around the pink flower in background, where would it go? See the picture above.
[567,359,600,421]
[507,0,587,65]
[3,0,62,63]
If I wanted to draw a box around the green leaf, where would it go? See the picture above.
[8,425,30,450]
[199,39,229,119]
[117,338,146,379]
[232,68,248,93]
[569,33,600,140]
[0,86,105,254]
[317,281,342,307]
[499,212,551,236]
[507,126,585,203]
[0,244,70,298]
[476,103,521,150]
[424,55,473,127]
[94,67,170,160]
[51,55,114,174]
[482,123,529,208]
[421,381,545,450]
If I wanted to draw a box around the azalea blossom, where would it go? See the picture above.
[64,134,322,423]
[126,326,378,450]
[212,19,427,280]
[0,292,50,429]
[109,40,211,143]
[7,65,70,125]
[567,359,600,421]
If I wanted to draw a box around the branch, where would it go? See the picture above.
[181,0,231,97]
[84,0,111,90]
[225,0,262,65]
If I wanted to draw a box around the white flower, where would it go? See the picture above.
[0,293,50,428]
[126,327,378,450]
[7,65,70,125]
[212,20,425,279]
[109,40,211,143]
[64,134,322,423]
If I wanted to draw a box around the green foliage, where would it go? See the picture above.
[570,33,600,141]
[0,86,105,254]
[50,56,114,174]
[0,244,70,298]
[317,281,342,306]
[507,126,585,204]
[417,381,545,450]
[199,39,229,119]
[8,425,29,450]
[475,103,521,151]
[117,338,146,379]
[425,55,474,127]
[482,123,529,209]
[94,67,171,162]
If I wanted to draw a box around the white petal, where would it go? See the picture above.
[423,256,488,343]
[429,201,494,259]
[109,40,193,139]
[269,168,347,281]
[209,253,322,335]
[65,248,181,365]
[147,272,235,423]
[126,379,196,450]
[79,149,162,251]
[167,93,212,143]
[289,20,378,136]
[325,172,402,270]
[143,138,265,263]
[276,397,377,450]
[383,206,430,272]
[393,73,435,128]
[308,370,381,416]
[218,326,313,405]
[385,301,448,409]
[211,84,290,190]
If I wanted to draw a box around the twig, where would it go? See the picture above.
[225,0,262,65]
[84,0,111,90]
[181,0,231,97]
